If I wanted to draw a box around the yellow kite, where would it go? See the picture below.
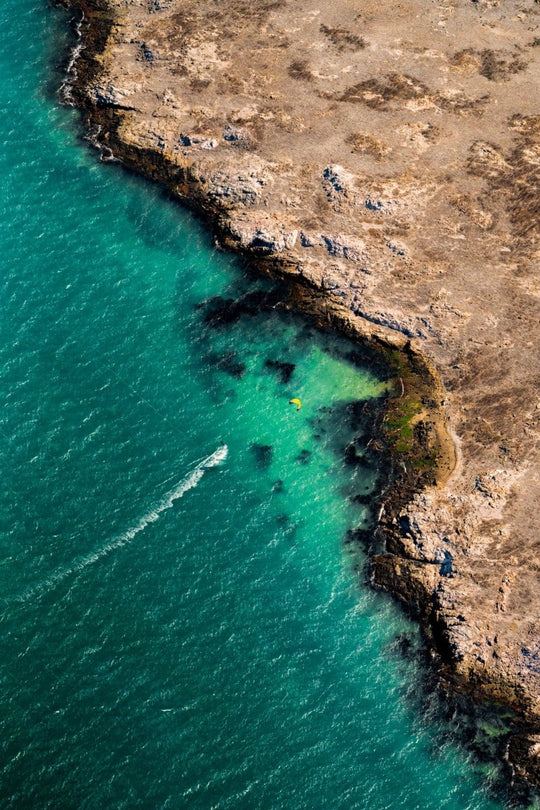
[289,398,302,411]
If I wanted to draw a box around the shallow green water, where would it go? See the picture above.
[0,2,529,808]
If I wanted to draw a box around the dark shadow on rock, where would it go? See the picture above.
[439,550,453,577]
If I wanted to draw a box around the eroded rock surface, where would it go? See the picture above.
[61,0,540,784]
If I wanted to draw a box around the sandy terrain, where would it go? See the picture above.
[60,0,540,785]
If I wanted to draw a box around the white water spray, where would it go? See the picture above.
[16,445,228,603]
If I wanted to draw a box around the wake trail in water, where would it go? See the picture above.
[15,445,228,604]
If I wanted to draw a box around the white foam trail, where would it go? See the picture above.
[16,445,228,604]
[59,14,86,106]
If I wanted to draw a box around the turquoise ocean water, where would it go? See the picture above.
[0,2,532,807]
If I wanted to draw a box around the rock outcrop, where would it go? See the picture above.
[57,0,540,787]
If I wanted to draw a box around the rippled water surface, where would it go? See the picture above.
[0,2,528,808]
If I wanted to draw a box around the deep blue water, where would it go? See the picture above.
[0,2,531,808]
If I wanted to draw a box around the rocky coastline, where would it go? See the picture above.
[55,0,540,788]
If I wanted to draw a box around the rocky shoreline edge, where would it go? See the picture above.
[53,0,540,792]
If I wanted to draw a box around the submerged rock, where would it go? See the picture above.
[200,288,284,327]
[345,526,374,550]
[264,359,295,384]
[206,351,246,378]
[350,492,372,505]
[251,443,273,468]
[344,439,371,467]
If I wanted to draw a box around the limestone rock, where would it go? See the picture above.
[226,216,298,254]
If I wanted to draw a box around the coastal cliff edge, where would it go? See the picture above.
[56,0,540,787]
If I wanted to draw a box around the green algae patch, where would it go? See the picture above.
[379,344,450,487]
[385,396,422,450]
